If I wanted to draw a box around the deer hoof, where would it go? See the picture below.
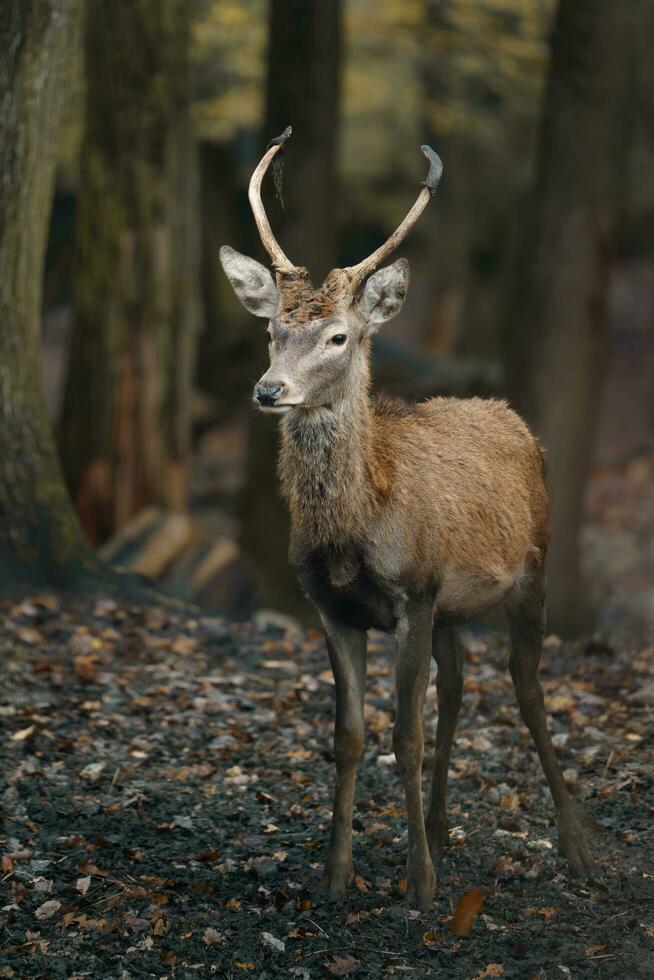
[557,812,597,879]
[406,866,435,911]
[320,860,353,901]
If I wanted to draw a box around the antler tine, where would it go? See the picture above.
[248,126,296,274]
[345,145,443,288]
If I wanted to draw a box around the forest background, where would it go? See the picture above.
[2,0,654,642]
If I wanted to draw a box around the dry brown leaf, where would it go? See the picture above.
[226,897,241,910]
[203,926,223,946]
[499,789,521,811]
[585,945,608,957]
[78,861,109,877]
[450,888,486,936]
[34,899,61,921]
[16,626,44,645]
[473,966,505,978]
[75,875,92,895]
[74,653,99,682]
[354,874,369,892]
[153,917,166,936]
[325,954,360,976]
[2,854,14,873]
[10,725,35,742]
[422,928,442,946]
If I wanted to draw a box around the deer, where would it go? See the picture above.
[219,128,596,910]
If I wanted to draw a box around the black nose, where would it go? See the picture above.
[255,382,283,406]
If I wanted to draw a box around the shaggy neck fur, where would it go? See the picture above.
[279,350,375,549]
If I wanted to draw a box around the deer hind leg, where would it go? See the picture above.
[504,564,596,878]
[393,599,436,910]
[320,615,367,900]
[425,626,464,868]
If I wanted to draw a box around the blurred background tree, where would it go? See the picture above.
[506,0,628,634]
[240,0,343,617]
[59,0,201,545]
[1,0,653,640]
[0,0,99,592]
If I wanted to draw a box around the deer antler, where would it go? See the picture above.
[345,145,443,289]
[248,126,297,274]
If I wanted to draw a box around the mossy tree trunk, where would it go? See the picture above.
[0,0,106,593]
[506,0,627,634]
[60,0,201,545]
[240,0,343,618]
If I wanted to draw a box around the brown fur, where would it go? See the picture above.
[280,364,549,625]
[222,243,594,910]
[275,267,352,325]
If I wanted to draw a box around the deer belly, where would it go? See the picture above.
[436,565,518,621]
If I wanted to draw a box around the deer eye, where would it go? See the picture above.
[330,334,347,346]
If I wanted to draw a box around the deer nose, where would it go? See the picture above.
[255,382,283,406]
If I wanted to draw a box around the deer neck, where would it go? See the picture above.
[279,379,373,550]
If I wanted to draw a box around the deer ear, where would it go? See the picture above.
[357,258,410,330]
[219,245,280,318]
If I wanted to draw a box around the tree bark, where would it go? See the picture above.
[60,0,201,545]
[239,0,342,618]
[262,0,342,285]
[505,0,626,634]
[0,0,105,593]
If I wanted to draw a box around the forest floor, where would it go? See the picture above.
[1,597,653,979]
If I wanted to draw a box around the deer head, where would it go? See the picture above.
[220,128,443,414]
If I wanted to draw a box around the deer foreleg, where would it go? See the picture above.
[320,615,367,900]
[393,599,436,910]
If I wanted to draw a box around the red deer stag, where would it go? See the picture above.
[219,128,595,910]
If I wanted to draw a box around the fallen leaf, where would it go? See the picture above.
[203,926,223,946]
[474,966,505,978]
[10,725,35,742]
[2,854,14,873]
[450,888,486,936]
[226,897,241,910]
[261,931,285,953]
[78,861,109,877]
[585,945,608,957]
[79,762,105,782]
[35,899,61,921]
[499,789,521,811]
[422,928,442,946]
[75,875,92,895]
[354,874,369,892]
[16,626,43,645]
[153,917,166,936]
[325,954,360,976]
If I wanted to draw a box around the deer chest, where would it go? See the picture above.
[293,546,399,632]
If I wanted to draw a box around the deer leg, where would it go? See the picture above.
[320,615,367,900]
[393,600,435,910]
[425,626,464,868]
[505,566,596,878]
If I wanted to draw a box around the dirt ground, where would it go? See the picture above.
[1,597,653,979]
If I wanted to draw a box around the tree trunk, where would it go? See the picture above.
[0,0,104,593]
[262,0,342,284]
[505,0,626,634]
[60,0,201,545]
[239,0,342,618]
